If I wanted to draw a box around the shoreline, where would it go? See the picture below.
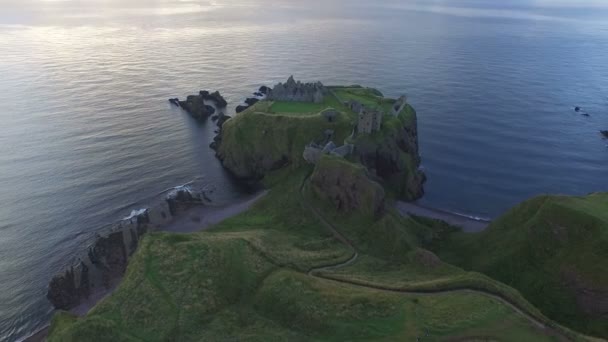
[23,193,481,342]
[164,190,268,233]
[21,190,268,342]
[395,201,491,232]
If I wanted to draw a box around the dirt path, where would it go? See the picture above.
[299,173,575,341]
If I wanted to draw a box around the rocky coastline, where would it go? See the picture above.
[38,78,429,340]
[28,186,267,342]
[46,187,205,312]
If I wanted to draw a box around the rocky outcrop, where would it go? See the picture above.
[199,90,228,108]
[245,97,259,106]
[310,155,385,217]
[267,76,327,103]
[179,95,215,120]
[176,90,227,120]
[259,85,270,95]
[235,105,249,113]
[354,105,425,200]
[217,114,231,128]
[46,188,204,311]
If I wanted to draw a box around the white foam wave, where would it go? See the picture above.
[446,210,491,222]
[166,184,199,199]
[122,208,148,221]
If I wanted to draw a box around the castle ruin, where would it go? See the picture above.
[391,95,407,116]
[267,76,327,103]
[346,100,383,134]
[303,141,354,164]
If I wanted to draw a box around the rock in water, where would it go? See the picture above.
[245,97,259,106]
[575,106,581,112]
[209,91,228,108]
[205,105,216,115]
[179,95,214,120]
[235,105,249,113]
[259,85,270,94]
[217,115,231,128]
[601,130,608,138]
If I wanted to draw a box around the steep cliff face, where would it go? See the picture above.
[353,104,425,200]
[310,155,385,217]
[46,189,203,311]
[215,104,352,181]
[215,95,425,201]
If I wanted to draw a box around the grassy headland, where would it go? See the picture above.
[47,84,605,341]
[48,167,584,341]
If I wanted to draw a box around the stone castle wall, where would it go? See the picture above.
[267,76,327,103]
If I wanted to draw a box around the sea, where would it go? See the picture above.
[1,0,607,340]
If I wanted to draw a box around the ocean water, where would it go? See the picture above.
[1,0,608,340]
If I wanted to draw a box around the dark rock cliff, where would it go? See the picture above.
[46,190,204,311]
[353,105,425,200]
[310,155,385,217]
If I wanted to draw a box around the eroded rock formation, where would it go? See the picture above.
[174,90,227,120]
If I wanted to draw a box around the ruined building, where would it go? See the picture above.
[303,141,354,164]
[267,76,327,103]
[391,95,407,116]
[346,100,383,134]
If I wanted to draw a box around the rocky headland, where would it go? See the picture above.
[215,77,426,200]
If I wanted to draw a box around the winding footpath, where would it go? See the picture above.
[299,173,578,342]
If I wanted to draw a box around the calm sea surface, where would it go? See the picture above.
[1,0,608,340]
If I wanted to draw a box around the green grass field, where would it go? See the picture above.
[268,101,328,114]
[429,193,608,338]
[332,87,396,113]
[47,168,591,341]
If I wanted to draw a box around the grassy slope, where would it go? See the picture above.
[47,167,572,341]
[268,101,328,114]
[430,193,608,338]
[217,97,353,179]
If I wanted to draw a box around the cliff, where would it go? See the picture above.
[215,85,425,200]
[215,102,353,181]
[353,104,425,200]
[310,155,385,217]
[46,188,203,311]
